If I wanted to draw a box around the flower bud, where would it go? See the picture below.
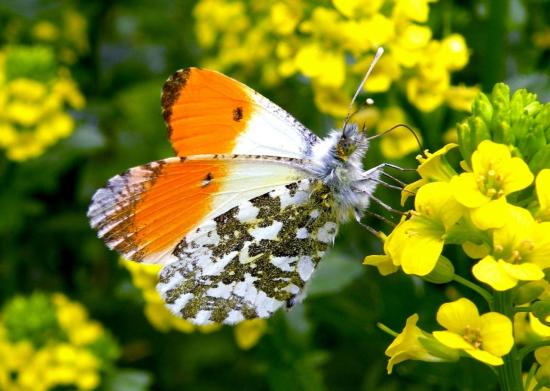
[532,300,550,326]
[421,256,455,284]
[536,359,550,388]
[514,281,547,305]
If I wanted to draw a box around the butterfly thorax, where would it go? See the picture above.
[308,124,378,222]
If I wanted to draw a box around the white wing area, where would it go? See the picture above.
[233,91,319,158]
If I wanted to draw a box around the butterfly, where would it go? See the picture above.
[88,65,387,325]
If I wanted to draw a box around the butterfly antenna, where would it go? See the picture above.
[343,47,384,129]
[367,123,423,154]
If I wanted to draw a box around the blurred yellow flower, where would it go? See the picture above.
[194,0,472,115]
[445,85,480,112]
[0,47,85,161]
[0,293,118,391]
[234,319,268,350]
[451,140,534,230]
[433,298,513,366]
[122,259,268,349]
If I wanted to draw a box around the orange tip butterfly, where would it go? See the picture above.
[88,49,389,325]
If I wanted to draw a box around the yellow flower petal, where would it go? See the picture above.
[363,255,399,276]
[472,256,518,291]
[472,141,511,172]
[530,313,550,337]
[470,197,508,230]
[234,319,267,350]
[436,298,480,334]
[536,169,550,220]
[416,143,458,181]
[415,181,464,230]
[463,348,504,366]
[479,312,514,357]
[498,260,545,281]
[392,218,443,276]
[462,241,489,259]
[433,330,473,350]
[535,346,550,364]
[451,173,489,208]
[500,157,534,194]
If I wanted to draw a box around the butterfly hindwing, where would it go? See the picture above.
[156,179,338,325]
[162,67,318,158]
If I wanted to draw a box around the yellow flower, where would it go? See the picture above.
[406,73,449,112]
[389,182,464,276]
[392,0,436,23]
[401,143,458,204]
[472,205,550,291]
[433,298,513,366]
[385,314,454,374]
[270,2,301,35]
[363,232,399,276]
[445,85,480,112]
[536,347,550,388]
[451,140,534,230]
[234,319,268,350]
[332,0,384,17]
[121,259,221,334]
[530,313,550,337]
[32,21,60,41]
[313,85,351,118]
[294,43,345,88]
[392,23,432,67]
[440,34,469,71]
[536,169,550,221]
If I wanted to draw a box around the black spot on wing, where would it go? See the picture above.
[233,106,243,121]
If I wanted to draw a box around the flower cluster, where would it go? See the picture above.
[193,0,478,119]
[0,45,85,161]
[365,84,550,387]
[2,8,88,65]
[0,293,119,390]
[122,260,268,349]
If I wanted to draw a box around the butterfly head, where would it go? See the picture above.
[335,123,369,163]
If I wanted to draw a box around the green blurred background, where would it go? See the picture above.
[0,0,549,389]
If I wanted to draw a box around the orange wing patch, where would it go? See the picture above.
[89,157,228,263]
[162,68,253,156]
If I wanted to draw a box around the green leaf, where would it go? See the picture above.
[307,251,363,297]
[105,369,153,391]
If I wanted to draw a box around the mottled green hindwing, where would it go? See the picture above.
[157,179,338,325]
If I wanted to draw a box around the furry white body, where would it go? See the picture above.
[308,125,379,223]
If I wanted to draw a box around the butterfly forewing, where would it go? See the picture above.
[87,155,311,265]
[162,67,318,158]
[157,179,338,325]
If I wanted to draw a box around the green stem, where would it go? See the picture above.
[493,291,523,391]
[377,323,399,338]
[514,306,532,314]
[518,339,550,361]
[482,0,508,90]
[452,274,493,307]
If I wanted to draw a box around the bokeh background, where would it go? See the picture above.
[0,0,549,389]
